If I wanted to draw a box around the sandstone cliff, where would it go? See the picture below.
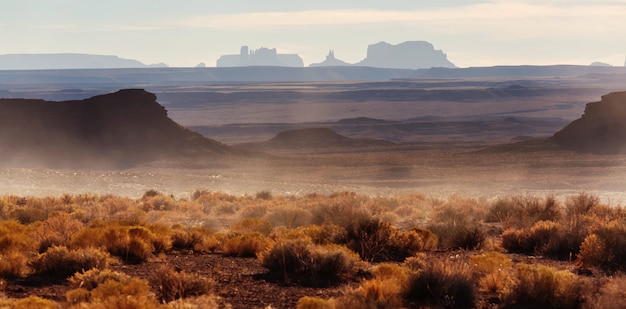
[551,91,626,153]
[0,89,234,168]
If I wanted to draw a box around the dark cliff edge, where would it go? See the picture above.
[550,91,626,153]
[0,89,236,168]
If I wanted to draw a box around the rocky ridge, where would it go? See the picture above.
[0,89,235,168]
[551,91,626,153]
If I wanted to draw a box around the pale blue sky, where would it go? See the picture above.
[1,0,625,67]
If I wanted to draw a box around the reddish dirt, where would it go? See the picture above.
[3,253,351,309]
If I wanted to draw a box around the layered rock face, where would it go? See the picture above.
[551,91,626,153]
[0,89,232,168]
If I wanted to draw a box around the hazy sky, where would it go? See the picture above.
[2,0,625,67]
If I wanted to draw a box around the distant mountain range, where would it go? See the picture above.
[0,53,168,70]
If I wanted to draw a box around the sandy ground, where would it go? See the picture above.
[2,142,625,205]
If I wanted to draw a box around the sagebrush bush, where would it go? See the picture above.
[488,195,562,228]
[505,263,587,309]
[33,212,84,252]
[151,265,214,303]
[67,268,157,308]
[70,224,155,264]
[29,246,111,278]
[344,217,432,262]
[0,250,29,278]
[404,257,477,308]
[260,239,362,286]
[223,232,272,257]
[230,217,274,236]
[334,277,404,309]
[578,221,626,272]
[265,205,312,229]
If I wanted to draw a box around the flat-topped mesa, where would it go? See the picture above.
[550,91,626,153]
[0,89,233,168]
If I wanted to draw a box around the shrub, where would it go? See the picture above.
[0,250,29,278]
[230,217,274,236]
[70,224,155,264]
[345,217,429,262]
[151,265,215,303]
[265,206,312,229]
[578,221,626,272]
[404,257,477,308]
[223,232,272,257]
[501,220,576,258]
[260,239,362,286]
[255,190,273,200]
[29,246,111,278]
[69,268,133,290]
[170,226,220,253]
[334,278,404,309]
[67,268,157,308]
[505,263,586,309]
[33,212,84,252]
[587,274,626,309]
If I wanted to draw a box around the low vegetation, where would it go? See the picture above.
[0,190,625,308]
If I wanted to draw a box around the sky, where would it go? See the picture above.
[1,0,626,68]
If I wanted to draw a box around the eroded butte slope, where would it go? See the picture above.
[551,91,626,153]
[236,127,395,152]
[0,89,236,168]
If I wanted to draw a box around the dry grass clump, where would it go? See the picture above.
[471,252,514,296]
[151,265,215,303]
[29,246,111,278]
[333,277,405,309]
[260,239,363,286]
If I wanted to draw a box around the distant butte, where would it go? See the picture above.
[550,91,626,153]
[310,41,456,69]
[0,89,236,168]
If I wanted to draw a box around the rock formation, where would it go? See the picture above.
[0,89,234,168]
[237,128,394,150]
[550,91,626,153]
[309,50,351,67]
[217,46,303,67]
[356,41,455,69]
[0,53,168,70]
